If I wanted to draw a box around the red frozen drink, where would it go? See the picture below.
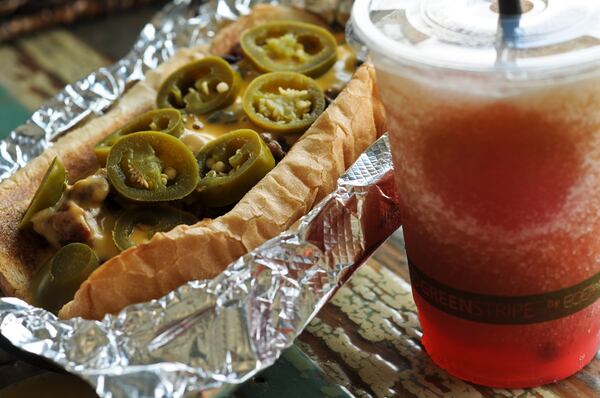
[352,0,600,387]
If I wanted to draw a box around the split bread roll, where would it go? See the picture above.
[0,5,386,320]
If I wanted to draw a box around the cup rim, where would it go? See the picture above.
[350,0,600,79]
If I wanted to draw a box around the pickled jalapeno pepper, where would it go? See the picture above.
[196,129,275,206]
[242,71,325,134]
[113,205,198,251]
[241,21,338,77]
[157,57,241,115]
[107,131,199,202]
[31,243,99,314]
[19,157,67,230]
[94,109,183,165]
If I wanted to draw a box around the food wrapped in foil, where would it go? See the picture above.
[0,0,401,397]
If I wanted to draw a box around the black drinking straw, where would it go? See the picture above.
[498,0,522,16]
[498,0,522,44]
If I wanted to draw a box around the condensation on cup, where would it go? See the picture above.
[351,0,600,388]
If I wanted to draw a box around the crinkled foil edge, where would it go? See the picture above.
[0,1,401,397]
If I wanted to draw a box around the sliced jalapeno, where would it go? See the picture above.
[94,109,183,165]
[241,21,338,77]
[19,157,67,230]
[157,57,241,115]
[107,131,199,202]
[31,243,99,314]
[113,205,197,251]
[243,72,325,134]
[196,129,275,206]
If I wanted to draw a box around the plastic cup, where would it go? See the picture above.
[351,0,600,388]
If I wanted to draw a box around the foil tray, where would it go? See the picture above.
[0,1,401,397]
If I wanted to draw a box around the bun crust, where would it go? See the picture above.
[0,82,156,302]
[0,5,386,320]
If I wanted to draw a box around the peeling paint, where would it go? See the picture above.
[303,256,598,398]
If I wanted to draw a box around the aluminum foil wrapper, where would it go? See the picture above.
[0,0,401,397]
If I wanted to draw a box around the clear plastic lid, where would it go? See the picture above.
[351,0,600,79]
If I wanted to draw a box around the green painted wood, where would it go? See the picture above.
[215,346,352,398]
[0,86,32,138]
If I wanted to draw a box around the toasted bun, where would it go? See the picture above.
[0,5,386,319]
[0,82,157,302]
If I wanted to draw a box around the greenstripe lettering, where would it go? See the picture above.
[408,258,600,325]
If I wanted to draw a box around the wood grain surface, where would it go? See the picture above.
[299,231,600,398]
[0,4,598,398]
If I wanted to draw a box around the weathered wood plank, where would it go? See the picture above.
[17,29,110,86]
[0,28,112,135]
[299,235,600,398]
[0,28,109,114]
[0,44,61,110]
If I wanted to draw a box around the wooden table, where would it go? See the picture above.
[0,4,598,397]
[301,232,600,398]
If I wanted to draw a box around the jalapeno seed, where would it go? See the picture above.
[107,131,199,202]
[243,71,325,134]
[157,57,241,115]
[94,109,183,165]
[241,21,338,78]
[196,129,275,206]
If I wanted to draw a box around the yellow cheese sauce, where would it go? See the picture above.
[89,44,358,257]
[29,43,357,270]
[90,210,119,261]
[181,44,357,146]
[130,225,151,246]
[315,43,356,92]
[88,214,154,258]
